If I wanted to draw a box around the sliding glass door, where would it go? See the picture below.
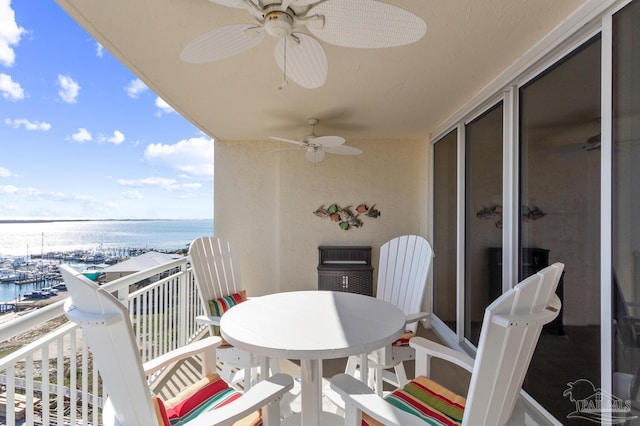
[519,35,602,421]
[464,103,503,346]
[433,130,458,333]
[612,0,640,415]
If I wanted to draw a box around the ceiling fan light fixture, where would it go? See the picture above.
[306,148,325,164]
[264,11,294,38]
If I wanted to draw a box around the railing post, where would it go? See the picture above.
[178,262,189,347]
[117,280,130,306]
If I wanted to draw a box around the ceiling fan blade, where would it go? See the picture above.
[181,24,264,63]
[269,136,304,146]
[291,0,319,5]
[306,149,325,163]
[326,145,363,155]
[308,0,426,48]
[313,135,345,148]
[275,33,327,89]
[270,147,305,153]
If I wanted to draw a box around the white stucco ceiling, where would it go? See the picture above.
[54,0,587,142]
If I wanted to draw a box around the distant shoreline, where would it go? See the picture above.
[0,218,207,224]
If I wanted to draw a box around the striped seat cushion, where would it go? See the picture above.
[152,374,262,426]
[362,376,466,426]
[210,290,247,316]
[391,331,415,346]
[209,290,247,343]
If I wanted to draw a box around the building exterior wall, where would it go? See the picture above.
[214,138,431,306]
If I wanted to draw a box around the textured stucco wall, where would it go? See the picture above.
[214,138,431,304]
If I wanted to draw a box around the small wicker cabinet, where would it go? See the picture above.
[317,246,373,296]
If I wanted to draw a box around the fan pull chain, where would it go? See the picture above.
[279,37,289,90]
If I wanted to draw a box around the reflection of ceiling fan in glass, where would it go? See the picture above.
[539,132,601,159]
[180,0,426,88]
[582,133,601,151]
[269,118,362,164]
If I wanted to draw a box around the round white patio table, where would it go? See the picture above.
[220,290,406,426]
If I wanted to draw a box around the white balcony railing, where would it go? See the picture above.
[0,256,205,425]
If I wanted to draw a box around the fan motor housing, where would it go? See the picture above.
[264,11,294,38]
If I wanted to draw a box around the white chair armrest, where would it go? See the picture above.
[184,373,294,426]
[195,314,221,327]
[330,374,425,426]
[410,336,474,374]
[405,312,430,325]
[143,336,222,376]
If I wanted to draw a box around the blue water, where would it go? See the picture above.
[0,219,213,302]
[0,219,213,257]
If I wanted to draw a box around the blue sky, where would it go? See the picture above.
[0,1,214,220]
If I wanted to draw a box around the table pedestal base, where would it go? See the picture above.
[278,359,345,426]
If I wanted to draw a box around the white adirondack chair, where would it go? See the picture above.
[189,236,280,389]
[331,262,564,426]
[345,235,433,395]
[60,264,293,426]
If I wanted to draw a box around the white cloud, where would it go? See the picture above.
[0,184,18,194]
[144,136,214,178]
[96,42,104,58]
[117,177,176,188]
[116,177,201,192]
[0,184,52,200]
[173,182,201,191]
[0,203,18,214]
[71,128,92,143]
[0,185,93,204]
[104,130,125,144]
[5,118,51,131]
[0,183,123,218]
[126,78,148,99]
[58,74,80,103]
[122,190,143,199]
[0,73,24,101]
[0,1,25,67]
[155,97,175,116]
[0,166,16,177]
[72,194,97,203]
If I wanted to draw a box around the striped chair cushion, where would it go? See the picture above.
[209,290,247,343]
[152,374,262,425]
[209,290,247,316]
[362,376,466,426]
[392,331,415,346]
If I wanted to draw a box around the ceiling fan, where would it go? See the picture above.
[270,118,362,164]
[581,133,601,151]
[180,0,426,89]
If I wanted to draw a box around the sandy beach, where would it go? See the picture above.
[0,291,72,360]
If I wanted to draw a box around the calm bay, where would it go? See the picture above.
[0,219,213,302]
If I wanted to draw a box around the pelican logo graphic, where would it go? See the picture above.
[563,379,635,424]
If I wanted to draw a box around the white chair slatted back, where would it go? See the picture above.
[462,262,564,425]
[189,236,242,317]
[377,235,433,333]
[60,264,157,425]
